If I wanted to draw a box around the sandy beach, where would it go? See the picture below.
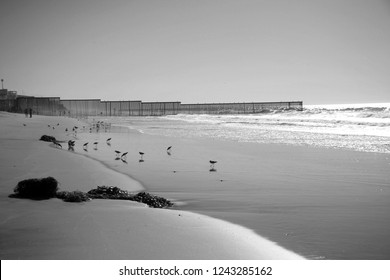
[0,112,304,259]
[73,116,390,260]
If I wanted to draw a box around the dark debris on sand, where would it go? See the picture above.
[10,179,173,208]
[10,177,59,200]
[87,186,174,208]
[39,135,57,142]
[56,191,91,202]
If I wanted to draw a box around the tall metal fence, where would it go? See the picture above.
[179,101,303,114]
[99,101,142,116]
[0,97,65,116]
[60,99,101,117]
[0,99,15,112]
[140,102,181,116]
[1,97,303,117]
[60,100,181,117]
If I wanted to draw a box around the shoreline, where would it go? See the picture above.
[0,112,304,259]
[78,116,390,260]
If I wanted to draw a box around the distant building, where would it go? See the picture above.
[0,89,17,100]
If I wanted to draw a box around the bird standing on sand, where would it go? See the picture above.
[68,140,75,151]
[53,141,62,149]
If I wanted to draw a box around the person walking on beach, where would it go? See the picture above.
[29,108,32,118]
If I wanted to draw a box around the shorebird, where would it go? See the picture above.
[139,152,144,159]
[93,142,98,149]
[121,152,128,160]
[115,150,121,157]
[209,160,217,168]
[106,138,111,142]
[68,140,75,151]
[167,146,172,151]
[53,141,62,149]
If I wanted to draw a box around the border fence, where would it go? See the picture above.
[179,101,302,114]
[1,97,302,117]
[0,97,66,116]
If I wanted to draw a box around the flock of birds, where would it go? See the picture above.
[42,123,218,171]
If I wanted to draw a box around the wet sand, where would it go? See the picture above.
[0,112,304,259]
[76,119,390,259]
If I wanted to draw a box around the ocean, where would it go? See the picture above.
[86,103,390,259]
[113,103,390,154]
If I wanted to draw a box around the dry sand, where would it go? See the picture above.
[0,112,304,259]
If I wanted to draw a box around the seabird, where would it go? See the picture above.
[167,146,172,151]
[115,150,121,157]
[121,152,128,159]
[139,152,144,159]
[53,141,62,149]
[106,138,111,142]
[68,140,75,150]
[209,160,217,168]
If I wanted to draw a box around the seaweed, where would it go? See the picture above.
[87,186,174,208]
[10,177,58,200]
[39,135,57,142]
[10,180,174,208]
[56,191,90,202]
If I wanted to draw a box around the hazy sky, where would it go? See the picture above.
[1,0,389,104]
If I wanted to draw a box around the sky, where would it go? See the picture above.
[1,0,389,105]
